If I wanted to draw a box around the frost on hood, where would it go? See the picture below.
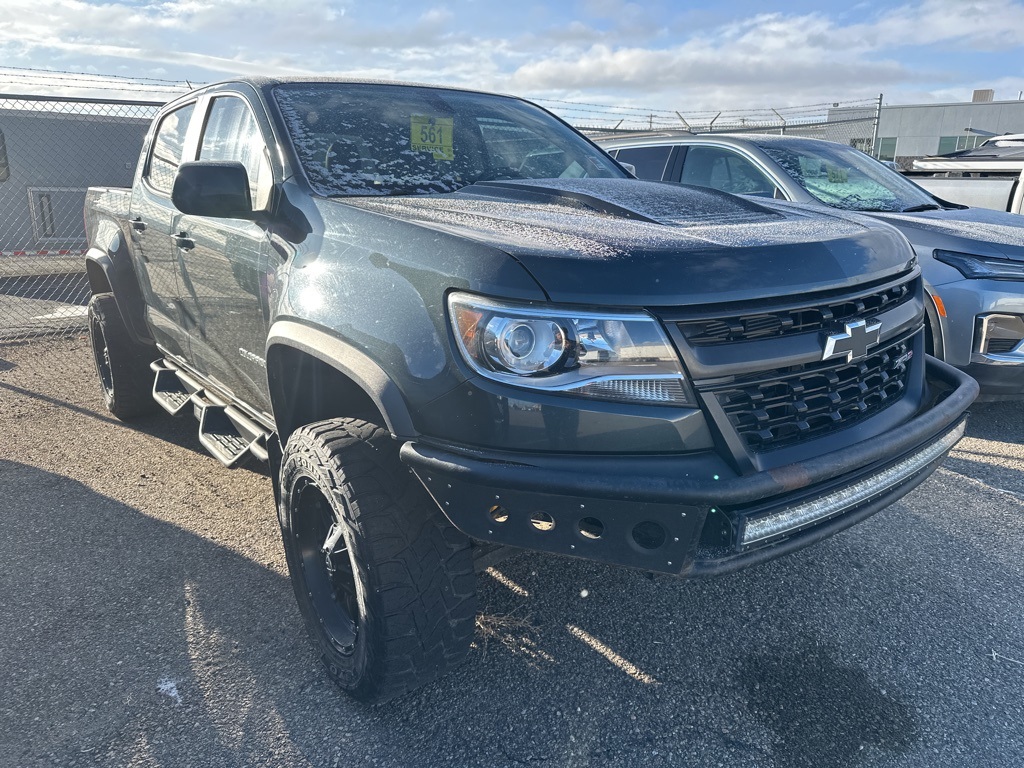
[343,180,870,259]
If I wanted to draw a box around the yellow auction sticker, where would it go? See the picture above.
[411,115,454,161]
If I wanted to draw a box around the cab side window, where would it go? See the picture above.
[199,96,272,210]
[681,146,777,197]
[613,146,673,180]
[146,103,195,195]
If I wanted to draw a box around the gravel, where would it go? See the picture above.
[1,336,1022,768]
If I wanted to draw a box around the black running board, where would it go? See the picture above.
[150,359,272,467]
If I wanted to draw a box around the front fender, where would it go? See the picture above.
[266,320,417,440]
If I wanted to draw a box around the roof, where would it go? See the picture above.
[183,75,515,103]
[594,131,833,150]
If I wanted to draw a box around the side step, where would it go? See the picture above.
[151,361,195,415]
[149,359,272,468]
[197,399,269,467]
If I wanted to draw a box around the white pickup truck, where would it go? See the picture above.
[908,135,1024,214]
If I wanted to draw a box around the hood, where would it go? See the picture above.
[340,179,916,305]
[870,207,1024,260]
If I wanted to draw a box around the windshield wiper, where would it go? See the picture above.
[901,203,942,212]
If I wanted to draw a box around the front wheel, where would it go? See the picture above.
[278,418,477,703]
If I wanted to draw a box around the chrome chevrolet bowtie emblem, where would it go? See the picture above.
[822,319,882,363]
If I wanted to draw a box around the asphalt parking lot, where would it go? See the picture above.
[1,336,1023,768]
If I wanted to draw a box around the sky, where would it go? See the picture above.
[1,0,1022,125]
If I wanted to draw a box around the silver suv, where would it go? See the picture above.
[598,131,1024,397]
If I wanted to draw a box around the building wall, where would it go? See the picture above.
[876,100,1024,159]
[0,109,150,251]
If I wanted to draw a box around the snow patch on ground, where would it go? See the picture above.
[156,677,181,705]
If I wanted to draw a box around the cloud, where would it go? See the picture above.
[870,0,1024,49]
[0,0,1021,111]
[507,3,1024,108]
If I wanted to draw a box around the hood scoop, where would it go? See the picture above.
[459,180,662,223]
[456,178,780,227]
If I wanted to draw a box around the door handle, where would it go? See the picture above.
[171,232,195,251]
[130,217,146,232]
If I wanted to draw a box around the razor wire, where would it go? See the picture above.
[567,97,881,154]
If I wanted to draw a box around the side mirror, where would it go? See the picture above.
[172,161,254,218]
[619,161,637,177]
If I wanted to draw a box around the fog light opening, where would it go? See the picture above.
[631,521,666,550]
[530,511,555,532]
[578,517,604,540]
[976,313,1024,355]
[489,505,509,524]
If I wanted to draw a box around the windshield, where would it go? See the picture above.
[273,83,625,196]
[757,140,938,212]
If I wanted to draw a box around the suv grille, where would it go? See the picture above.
[678,280,915,346]
[713,337,913,451]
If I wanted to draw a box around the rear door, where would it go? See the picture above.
[676,144,781,198]
[127,101,197,359]
[174,93,276,409]
[610,145,677,181]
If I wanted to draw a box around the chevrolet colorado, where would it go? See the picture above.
[85,77,977,703]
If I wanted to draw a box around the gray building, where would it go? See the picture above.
[0,99,154,254]
[829,93,1024,168]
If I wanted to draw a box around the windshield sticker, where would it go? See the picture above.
[827,166,849,184]
[411,115,454,161]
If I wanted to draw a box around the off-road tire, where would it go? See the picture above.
[279,417,477,704]
[87,292,159,420]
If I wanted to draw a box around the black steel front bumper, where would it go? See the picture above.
[400,357,978,577]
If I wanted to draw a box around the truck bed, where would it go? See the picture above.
[905,171,1022,214]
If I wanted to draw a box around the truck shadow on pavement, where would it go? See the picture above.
[0,460,303,767]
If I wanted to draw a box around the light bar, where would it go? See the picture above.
[741,421,966,546]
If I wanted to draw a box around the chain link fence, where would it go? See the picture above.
[0,95,161,349]
[570,98,882,155]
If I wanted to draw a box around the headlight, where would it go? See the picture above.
[447,292,694,406]
[934,249,1024,281]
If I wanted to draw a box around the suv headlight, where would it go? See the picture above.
[934,249,1024,280]
[447,292,694,406]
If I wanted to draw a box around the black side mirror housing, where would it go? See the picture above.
[172,161,254,219]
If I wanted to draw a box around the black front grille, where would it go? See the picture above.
[678,280,915,346]
[713,338,913,451]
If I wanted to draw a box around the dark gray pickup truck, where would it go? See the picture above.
[84,77,977,703]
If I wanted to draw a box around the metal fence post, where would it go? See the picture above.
[871,93,883,157]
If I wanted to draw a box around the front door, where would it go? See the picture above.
[174,94,276,411]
